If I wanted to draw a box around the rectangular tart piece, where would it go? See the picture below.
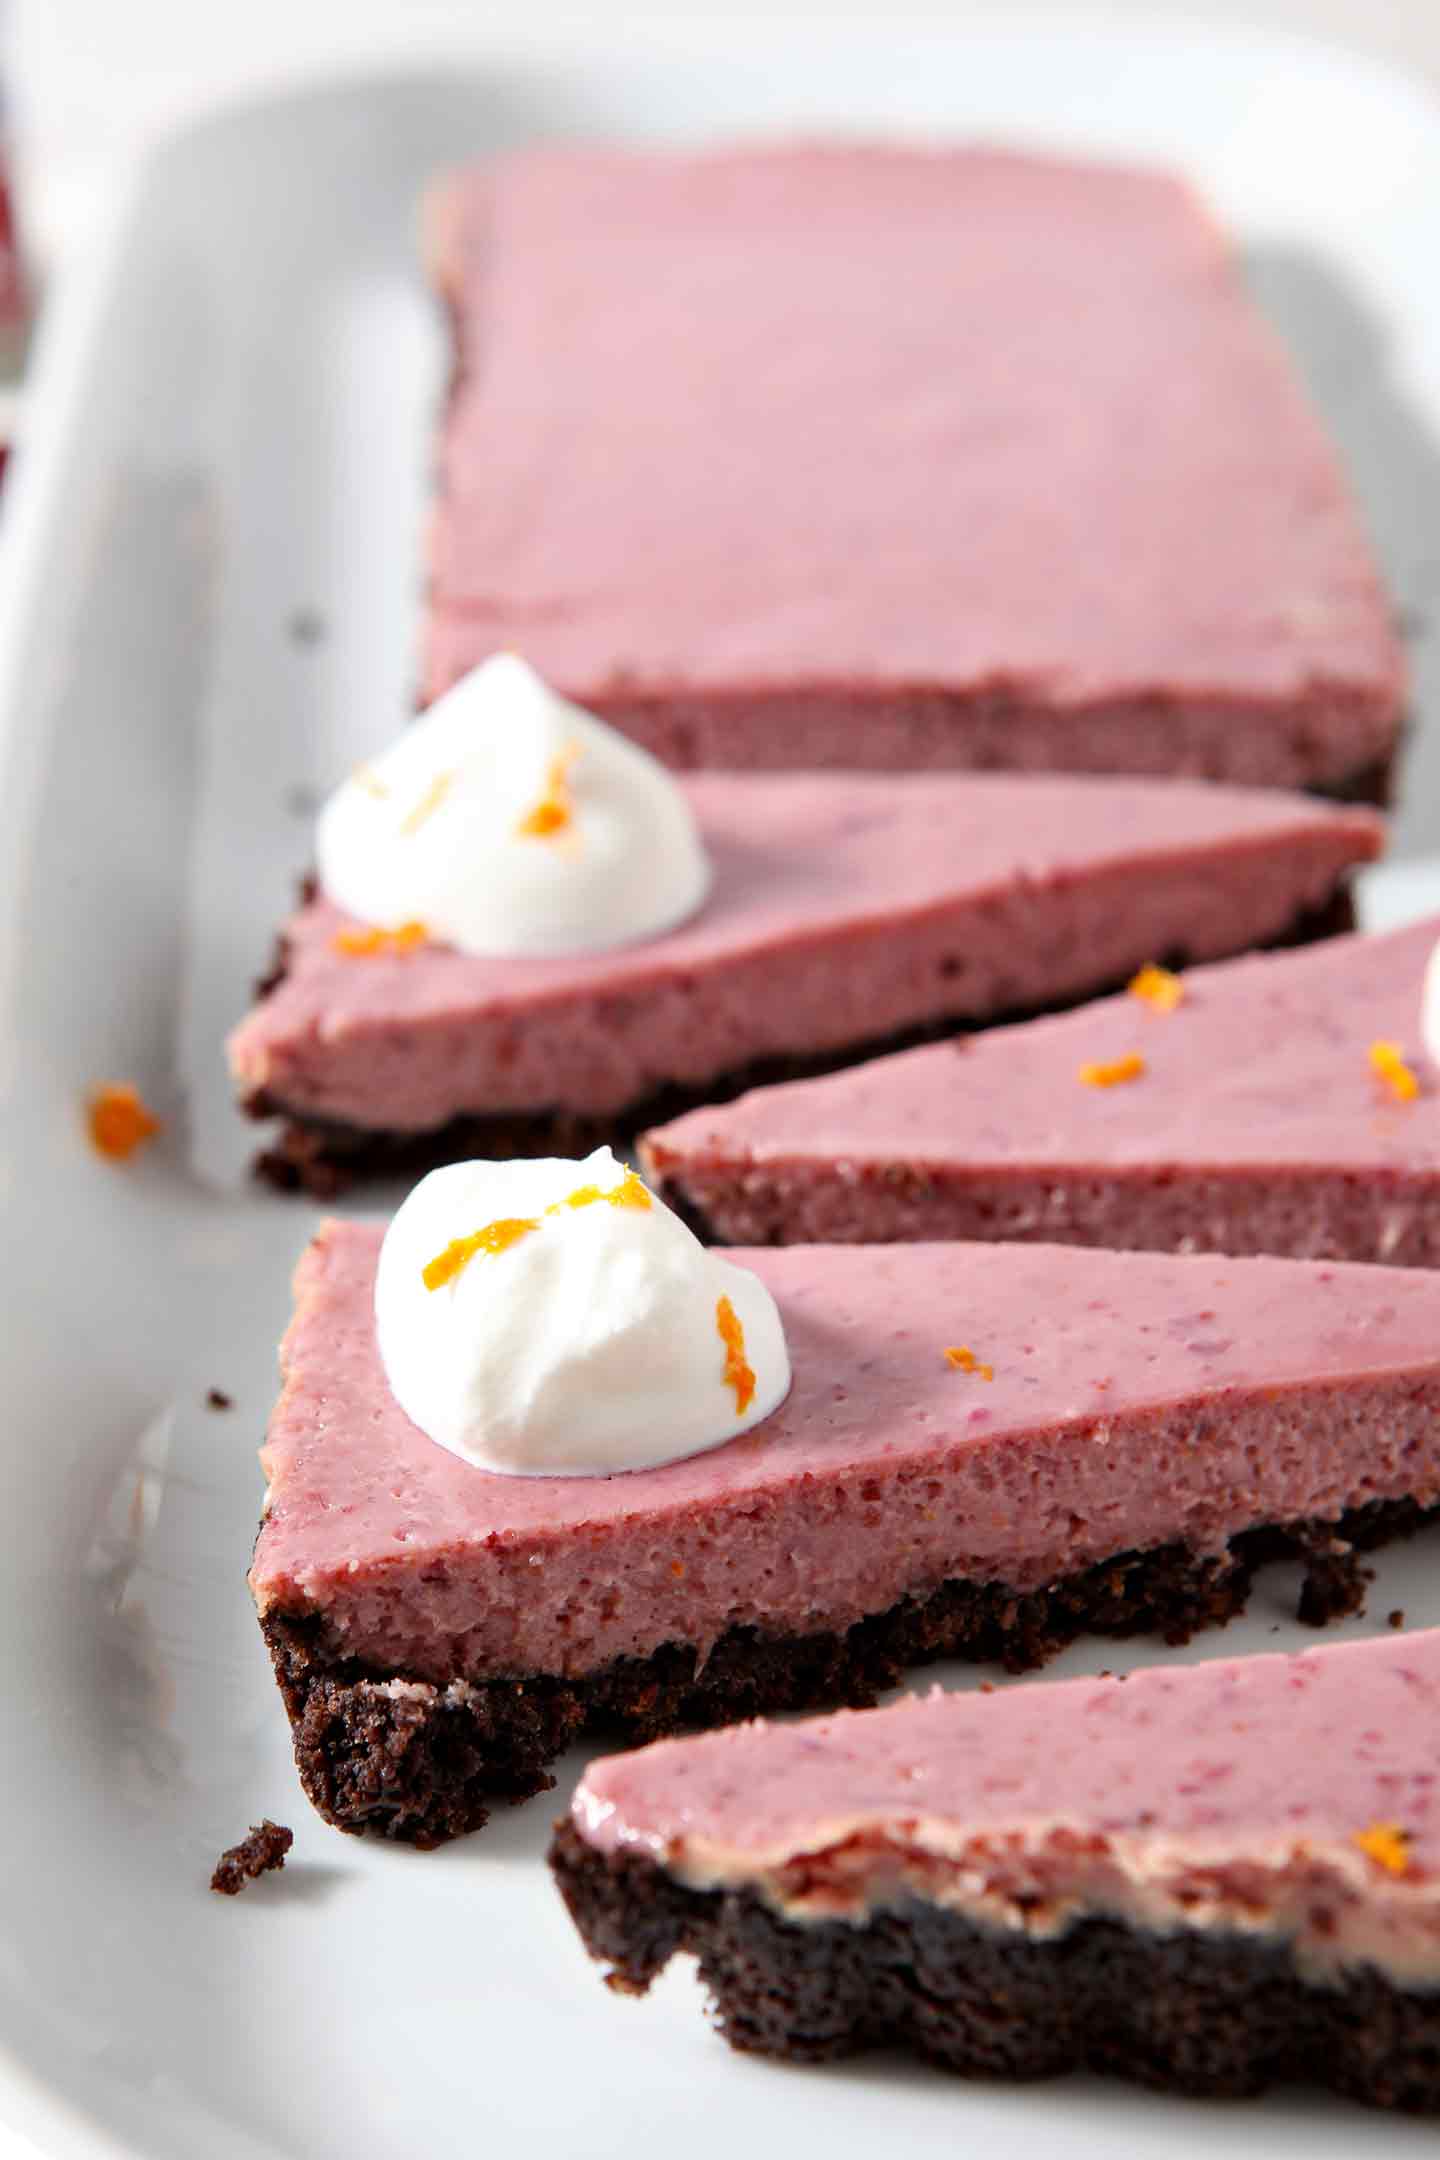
[553,1632,1440,2109]
[425,143,1403,794]
[643,915,1440,1260]
[229,772,1378,1195]
[253,1224,1440,1846]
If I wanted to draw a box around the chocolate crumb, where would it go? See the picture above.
[211,1820,293,1895]
[206,1388,232,1411]
[1389,1609,1407,1631]
[1296,1539,1372,1627]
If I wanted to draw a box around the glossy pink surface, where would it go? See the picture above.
[228,770,1378,1130]
[575,1633,1440,1874]
[425,144,1402,784]
[251,1226,1440,1682]
[644,919,1440,1262]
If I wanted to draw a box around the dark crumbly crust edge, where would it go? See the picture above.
[257,1492,1428,1850]
[242,883,1359,1197]
[547,1820,1440,2110]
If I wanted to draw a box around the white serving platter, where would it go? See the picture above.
[3,17,1440,2157]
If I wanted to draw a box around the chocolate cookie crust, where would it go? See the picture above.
[258,1491,1426,1849]
[243,883,1358,1198]
[547,1818,1440,2109]
[1316,750,1394,810]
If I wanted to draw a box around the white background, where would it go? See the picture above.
[3,9,1440,2159]
[11,0,1440,267]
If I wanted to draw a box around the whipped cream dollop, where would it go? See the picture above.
[374,1148,791,1476]
[317,654,711,957]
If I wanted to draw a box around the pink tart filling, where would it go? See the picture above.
[643,917,1440,1262]
[252,1227,1440,1685]
[570,1631,1440,1984]
[229,769,1377,1134]
[424,143,1401,785]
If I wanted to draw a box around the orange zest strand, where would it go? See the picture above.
[87,1083,162,1161]
[400,769,454,835]
[1370,1039,1420,1103]
[1353,1821,1413,1876]
[1128,963,1184,1013]
[558,1169,652,1214]
[944,1345,994,1382]
[715,1294,756,1415]
[331,920,429,957]
[423,1217,540,1290]
[351,763,389,798]
[515,742,581,839]
[422,1170,655,1289]
[1079,1052,1147,1089]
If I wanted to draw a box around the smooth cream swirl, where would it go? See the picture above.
[318,655,711,956]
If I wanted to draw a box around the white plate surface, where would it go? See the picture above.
[3,19,1440,2158]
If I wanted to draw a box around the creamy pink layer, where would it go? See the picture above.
[251,1227,1440,1684]
[228,772,1378,1131]
[644,918,1440,1261]
[425,144,1402,784]
[572,1635,1440,1981]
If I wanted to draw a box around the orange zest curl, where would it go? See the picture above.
[1128,963,1184,1014]
[330,920,429,957]
[1353,1821,1413,1876]
[1369,1039,1420,1103]
[559,1169,652,1214]
[400,769,454,835]
[515,742,581,839]
[944,1345,994,1382]
[715,1294,756,1415]
[422,1170,655,1289]
[87,1083,162,1161]
[423,1216,540,1290]
[1079,1052,1147,1089]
